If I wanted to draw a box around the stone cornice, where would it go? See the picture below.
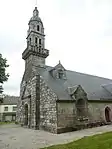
[26,30,45,39]
[22,46,49,60]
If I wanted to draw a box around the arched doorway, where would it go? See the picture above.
[105,107,111,122]
[24,104,28,125]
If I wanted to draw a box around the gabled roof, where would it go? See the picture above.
[35,65,112,100]
[67,85,79,95]
[22,61,112,101]
[49,61,66,72]
[1,96,19,105]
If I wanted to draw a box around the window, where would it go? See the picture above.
[58,70,64,79]
[76,98,87,118]
[13,106,17,111]
[4,107,8,111]
[12,115,16,121]
[37,25,40,31]
[29,38,31,44]
[39,39,41,45]
[35,37,37,44]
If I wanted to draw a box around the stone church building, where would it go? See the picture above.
[16,7,112,133]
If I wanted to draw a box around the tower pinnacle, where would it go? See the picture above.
[22,7,49,68]
[33,7,39,17]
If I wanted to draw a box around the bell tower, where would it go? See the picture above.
[22,7,49,69]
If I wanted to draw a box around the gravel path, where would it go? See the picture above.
[0,124,112,149]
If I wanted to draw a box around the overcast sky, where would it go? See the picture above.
[1,0,112,96]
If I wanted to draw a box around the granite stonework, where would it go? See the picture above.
[88,102,112,123]
[57,102,75,133]
[39,76,57,133]
[16,76,37,129]
[17,7,112,134]
[16,75,57,133]
[56,101,112,133]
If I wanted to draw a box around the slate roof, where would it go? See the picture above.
[22,63,112,100]
[2,96,19,105]
[35,65,112,100]
[102,83,112,95]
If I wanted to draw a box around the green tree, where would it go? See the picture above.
[0,53,9,94]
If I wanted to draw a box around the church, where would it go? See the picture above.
[16,7,112,133]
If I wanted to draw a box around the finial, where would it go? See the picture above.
[33,4,39,17]
[59,60,61,64]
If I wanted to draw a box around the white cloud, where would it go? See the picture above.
[0,0,112,95]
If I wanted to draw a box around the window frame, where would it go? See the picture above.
[39,39,41,45]
[35,37,38,44]
[29,38,31,44]
[37,25,40,31]
[4,106,8,111]
[13,106,17,111]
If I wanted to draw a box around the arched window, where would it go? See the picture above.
[39,39,41,45]
[76,98,87,117]
[37,25,40,31]
[35,37,37,45]
[58,69,64,79]
[105,107,111,122]
[29,38,31,44]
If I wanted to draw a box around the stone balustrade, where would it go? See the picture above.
[22,45,49,60]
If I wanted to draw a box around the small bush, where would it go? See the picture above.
[15,121,19,124]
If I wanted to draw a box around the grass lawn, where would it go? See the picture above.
[41,132,112,149]
[0,121,15,125]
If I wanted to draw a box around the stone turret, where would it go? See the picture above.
[22,7,49,69]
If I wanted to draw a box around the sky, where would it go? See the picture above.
[1,0,112,96]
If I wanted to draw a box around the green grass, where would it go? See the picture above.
[41,132,112,149]
[0,121,15,125]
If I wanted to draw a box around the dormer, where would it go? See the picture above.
[50,61,67,79]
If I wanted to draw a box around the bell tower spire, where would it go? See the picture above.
[22,6,49,69]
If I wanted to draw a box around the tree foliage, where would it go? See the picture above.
[0,53,9,93]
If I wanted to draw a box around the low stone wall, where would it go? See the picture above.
[57,120,110,134]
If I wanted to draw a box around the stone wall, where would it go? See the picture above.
[57,102,75,128]
[16,76,38,129]
[39,76,57,133]
[30,76,39,129]
[57,101,112,133]
[25,55,45,69]
[15,98,23,124]
[88,101,112,123]
[17,75,57,132]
